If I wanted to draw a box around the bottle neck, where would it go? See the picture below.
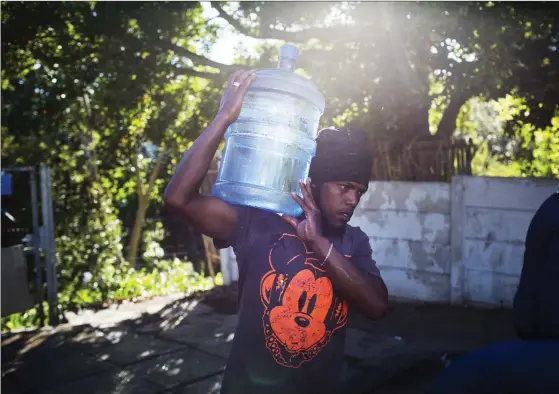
[277,57,296,72]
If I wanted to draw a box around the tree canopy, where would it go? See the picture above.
[1,1,557,324]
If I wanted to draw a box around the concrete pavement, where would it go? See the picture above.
[1,287,516,394]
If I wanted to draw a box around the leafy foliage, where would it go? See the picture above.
[455,96,558,177]
[221,1,559,154]
[1,1,225,328]
[2,259,221,330]
[1,1,557,330]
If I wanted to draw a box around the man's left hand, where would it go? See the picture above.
[282,178,324,244]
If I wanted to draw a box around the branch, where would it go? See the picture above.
[160,39,240,72]
[134,150,146,197]
[210,2,353,42]
[146,144,166,198]
[74,97,100,181]
[173,66,224,81]
[435,89,473,140]
[210,2,258,38]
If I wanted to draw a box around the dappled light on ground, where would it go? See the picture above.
[1,287,236,394]
[2,285,517,394]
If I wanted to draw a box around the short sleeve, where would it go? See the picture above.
[350,229,382,278]
[213,205,253,252]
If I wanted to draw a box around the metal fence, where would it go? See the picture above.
[1,165,58,326]
[369,139,476,182]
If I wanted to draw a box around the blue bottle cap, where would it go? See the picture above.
[279,44,299,60]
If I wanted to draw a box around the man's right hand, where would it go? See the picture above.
[217,69,257,125]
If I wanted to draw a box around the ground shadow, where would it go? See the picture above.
[1,286,240,394]
[2,286,518,394]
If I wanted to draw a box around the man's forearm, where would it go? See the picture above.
[164,114,230,206]
[164,69,256,208]
[309,236,388,320]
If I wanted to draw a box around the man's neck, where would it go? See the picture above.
[322,217,345,237]
[295,214,346,237]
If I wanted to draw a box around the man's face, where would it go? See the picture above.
[316,181,367,229]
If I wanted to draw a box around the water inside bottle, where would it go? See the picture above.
[213,45,324,216]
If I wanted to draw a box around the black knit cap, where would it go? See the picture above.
[308,125,372,188]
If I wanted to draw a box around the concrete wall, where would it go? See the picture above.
[219,176,558,307]
[450,176,558,307]
[349,181,452,302]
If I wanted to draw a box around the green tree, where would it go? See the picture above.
[2,0,558,326]
[1,1,225,314]
[210,1,559,174]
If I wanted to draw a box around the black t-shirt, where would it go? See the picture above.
[215,206,381,394]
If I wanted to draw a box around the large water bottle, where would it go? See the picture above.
[212,44,325,216]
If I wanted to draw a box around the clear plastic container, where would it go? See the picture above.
[212,44,325,216]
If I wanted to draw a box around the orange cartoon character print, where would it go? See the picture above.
[260,233,348,367]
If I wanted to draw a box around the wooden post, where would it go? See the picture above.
[199,159,220,280]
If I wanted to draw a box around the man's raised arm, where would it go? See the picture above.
[164,70,256,242]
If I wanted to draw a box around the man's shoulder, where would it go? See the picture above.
[341,224,371,256]
[345,224,369,242]
[236,205,283,222]
[235,205,292,237]
[213,205,283,250]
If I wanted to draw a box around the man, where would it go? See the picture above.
[513,190,559,340]
[164,69,388,394]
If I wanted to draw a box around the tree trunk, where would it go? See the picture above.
[127,194,149,266]
[126,145,167,266]
[199,159,220,279]
[202,234,217,281]
[435,90,472,140]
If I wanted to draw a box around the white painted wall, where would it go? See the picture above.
[450,176,558,307]
[349,181,452,302]
[219,176,558,307]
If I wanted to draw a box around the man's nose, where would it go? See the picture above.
[346,191,359,207]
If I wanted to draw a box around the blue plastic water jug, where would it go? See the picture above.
[212,44,325,217]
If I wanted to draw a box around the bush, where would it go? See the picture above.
[1,258,221,331]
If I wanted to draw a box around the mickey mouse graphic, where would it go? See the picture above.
[260,233,348,368]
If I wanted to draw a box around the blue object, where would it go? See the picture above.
[1,173,13,196]
[433,340,559,394]
[279,44,299,60]
[213,44,325,217]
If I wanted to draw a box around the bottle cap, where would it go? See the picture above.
[279,44,299,60]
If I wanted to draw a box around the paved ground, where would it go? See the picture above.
[1,285,517,394]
